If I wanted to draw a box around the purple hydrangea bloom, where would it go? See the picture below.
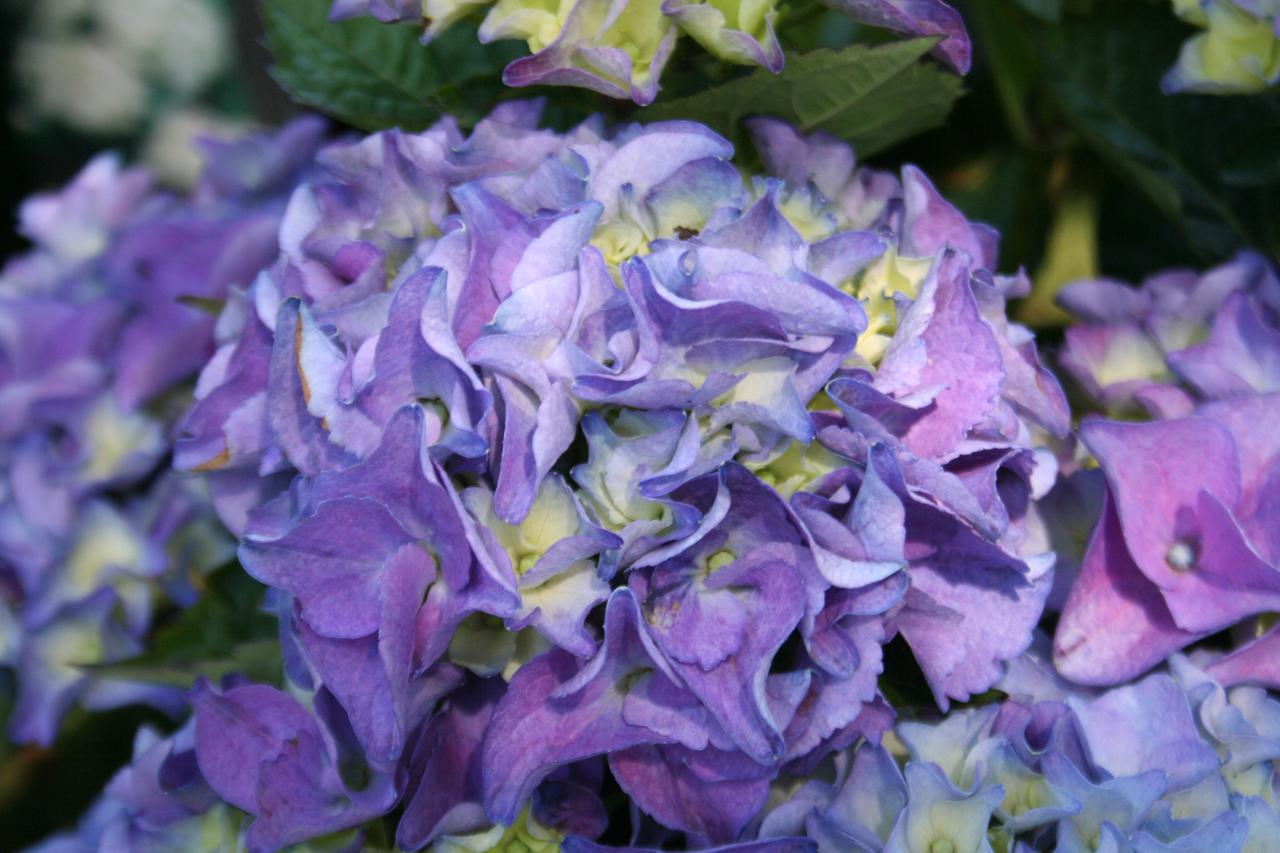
[1053,253,1280,688]
[0,119,323,744]
[768,650,1280,852]
[192,679,398,851]
[11,101,1280,853]
[27,718,240,853]
[1057,252,1280,417]
[151,104,1084,850]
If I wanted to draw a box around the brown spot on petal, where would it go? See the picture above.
[191,445,231,472]
[294,315,312,406]
[674,225,699,240]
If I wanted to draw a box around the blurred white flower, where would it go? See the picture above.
[98,0,230,96]
[13,0,232,134]
[16,37,149,134]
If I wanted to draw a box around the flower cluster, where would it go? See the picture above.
[0,118,324,745]
[43,644,1280,852]
[1164,0,1280,94]
[12,100,1279,853]
[761,646,1280,852]
[160,101,1073,849]
[1052,252,1280,690]
[329,0,971,104]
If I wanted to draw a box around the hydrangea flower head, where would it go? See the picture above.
[134,101,1082,850]
[1053,253,1280,688]
[0,118,324,744]
[11,97,1280,853]
[330,0,971,104]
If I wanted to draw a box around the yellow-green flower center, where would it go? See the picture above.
[844,248,932,365]
[747,439,843,498]
[704,548,737,573]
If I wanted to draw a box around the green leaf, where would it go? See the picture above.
[263,0,523,130]
[1026,2,1280,259]
[91,639,284,689]
[1013,0,1061,23]
[642,38,964,158]
[87,565,282,689]
[177,295,226,317]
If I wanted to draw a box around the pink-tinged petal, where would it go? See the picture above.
[1133,384,1196,420]
[18,152,152,259]
[661,0,784,73]
[328,0,419,21]
[1054,499,1207,687]
[1167,292,1280,397]
[1153,490,1280,633]
[1200,393,1280,564]
[1057,277,1153,324]
[1206,625,1280,690]
[878,250,1004,459]
[895,569,1050,710]
[810,230,889,287]
[899,166,994,264]
[746,118,856,202]
[894,504,1051,709]
[1059,322,1172,410]
[1080,416,1242,591]
[970,276,1071,438]
[500,47,643,106]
